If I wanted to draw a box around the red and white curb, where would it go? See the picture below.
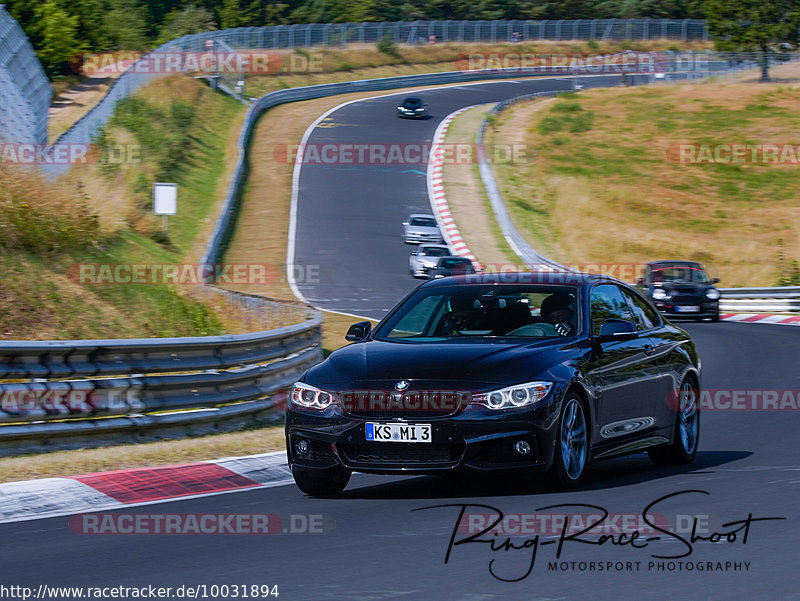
[427,106,485,271]
[0,451,292,524]
[721,313,800,326]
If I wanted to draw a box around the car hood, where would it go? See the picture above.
[303,338,579,390]
[405,225,439,234]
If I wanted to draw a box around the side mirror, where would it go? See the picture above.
[345,321,372,342]
[402,221,409,226]
[712,278,720,284]
[636,277,645,286]
[411,251,417,256]
[596,318,638,342]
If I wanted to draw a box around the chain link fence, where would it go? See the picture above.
[0,5,50,146]
[174,19,708,50]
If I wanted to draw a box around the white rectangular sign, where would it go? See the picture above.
[153,183,177,215]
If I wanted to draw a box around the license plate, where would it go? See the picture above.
[675,306,700,313]
[366,422,431,443]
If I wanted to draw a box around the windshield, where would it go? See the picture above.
[409,217,437,227]
[374,285,579,341]
[421,247,449,257]
[649,265,710,283]
[439,258,470,268]
[403,98,423,107]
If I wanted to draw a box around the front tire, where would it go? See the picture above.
[548,393,588,489]
[648,378,700,466]
[292,466,351,497]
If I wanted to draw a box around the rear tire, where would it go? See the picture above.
[547,393,588,489]
[292,466,351,497]
[648,377,700,466]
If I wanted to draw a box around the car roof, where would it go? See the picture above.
[420,271,626,287]
[404,97,423,102]
[407,213,436,219]
[418,244,449,249]
[648,260,703,267]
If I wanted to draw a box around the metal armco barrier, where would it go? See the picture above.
[0,290,322,450]
[719,287,800,313]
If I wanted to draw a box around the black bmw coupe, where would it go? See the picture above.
[286,273,701,496]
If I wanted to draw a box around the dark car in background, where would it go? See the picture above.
[396,96,428,118]
[638,260,720,322]
[286,273,701,496]
[425,256,476,279]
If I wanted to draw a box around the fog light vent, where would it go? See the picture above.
[513,440,531,455]
[294,438,310,456]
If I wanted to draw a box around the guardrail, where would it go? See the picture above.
[719,287,800,313]
[0,290,321,454]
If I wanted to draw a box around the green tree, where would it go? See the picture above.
[103,0,150,49]
[158,4,217,44]
[33,0,84,75]
[703,0,800,80]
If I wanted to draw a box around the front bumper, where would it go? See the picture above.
[286,402,562,475]
[404,233,443,244]
[397,109,425,118]
[653,299,719,319]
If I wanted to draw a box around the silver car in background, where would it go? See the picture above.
[409,244,451,277]
[403,214,443,244]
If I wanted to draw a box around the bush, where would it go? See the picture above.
[586,39,599,51]
[0,166,102,254]
[376,34,399,57]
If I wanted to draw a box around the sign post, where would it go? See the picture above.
[153,182,177,236]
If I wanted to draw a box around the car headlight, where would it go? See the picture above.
[705,288,720,300]
[473,381,553,410]
[291,382,336,410]
[652,287,670,300]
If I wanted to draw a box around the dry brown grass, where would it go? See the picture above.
[489,80,800,286]
[0,427,286,483]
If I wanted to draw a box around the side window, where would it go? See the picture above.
[590,284,633,335]
[621,287,661,331]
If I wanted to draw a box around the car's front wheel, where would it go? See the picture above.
[292,466,351,497]
[548,393,588,489]
[648,378,700,465]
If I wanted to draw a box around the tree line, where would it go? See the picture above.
[3,0,799,77]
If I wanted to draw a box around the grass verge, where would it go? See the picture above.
[487,77,800,286]
[0,426,286,483]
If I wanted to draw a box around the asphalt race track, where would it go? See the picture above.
[2,79,798,601]
[1,322,798,600]
[291,74,619,319]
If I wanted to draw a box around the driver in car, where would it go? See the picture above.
[540,293,575,336]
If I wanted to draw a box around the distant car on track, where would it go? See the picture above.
[286,272,701,496]
[402,214,443,244]
[396,96,427,118]
[425,256,476,279]
[637,260,720,322]
[409,244,451,278]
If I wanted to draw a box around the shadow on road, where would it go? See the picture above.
[339,450,753,500]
